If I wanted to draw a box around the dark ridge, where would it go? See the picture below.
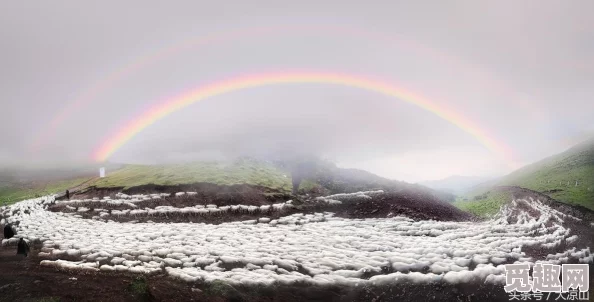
[51,189,474,225]
[121,183,287,195]
[327,190,474,222]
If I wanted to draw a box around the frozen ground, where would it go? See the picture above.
[1,191,592,290]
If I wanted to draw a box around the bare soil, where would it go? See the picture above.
[50,185,473,224]
[329,190,475,222]
[0,247,201,302]
[72,183,291,203]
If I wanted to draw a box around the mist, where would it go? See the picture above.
[1,0,593,182]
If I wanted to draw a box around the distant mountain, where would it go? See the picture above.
[302,162,457,202]
[464,178,501,197]
[419,175,494,195]
[467,137,594,210]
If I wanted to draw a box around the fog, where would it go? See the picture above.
[1,1,593,182]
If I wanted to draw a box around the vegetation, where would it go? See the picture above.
[297,178,326,194]
[462,138,594,211]
[498,143,594,210]
[0,159,295,204]
[88,157,404,196]
[453,190,512,218]
[127,277,151,301]
[0,177,92,206]
[90,158,293,192]
[204,279,242,298]
[128,277,149,294]
[0,157,460,206]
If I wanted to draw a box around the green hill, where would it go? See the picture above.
[0,157,454,207]
[0,159,291,205]
[452,189,512,218]
[0,164,110,206]
[463,137,594,211]
[0,177,93,206]
[89,158,293,192]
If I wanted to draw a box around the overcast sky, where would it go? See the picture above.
[1,1,593,182]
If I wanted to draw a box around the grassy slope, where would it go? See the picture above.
[90,158,405,195]
[461,138,594,212]
[0,159,292,205]
[0,177,92,206]
[452,190,512,218]
[497,139,594,209]
[1,158,453,207]
[89,159,292,192]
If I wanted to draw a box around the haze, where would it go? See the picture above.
[1,1,593,183]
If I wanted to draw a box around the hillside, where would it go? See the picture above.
[0,177,93,205]
[89,158,293,192]
[87,158,455,201]
[0,163,125,206]
[294,160,456,202]
[0,158,453,206]
[464,137,594,210]
[453,189,512,218]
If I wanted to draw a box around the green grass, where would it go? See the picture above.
[0,159,295,205]
[0,177,92,206]
[126,276,151,301]
[452,190,512,218]
[297,178,325,194]
[498,157,594,210]
[465,138,594,211]
[204,280,242,298]
[128,277,149,295]
[90,158,292,192]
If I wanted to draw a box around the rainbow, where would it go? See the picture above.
[92,71,515,164]
[30,23,532,154]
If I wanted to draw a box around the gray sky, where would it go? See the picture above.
[1,0,593,182]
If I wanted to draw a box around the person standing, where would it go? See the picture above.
[17,238,30,257]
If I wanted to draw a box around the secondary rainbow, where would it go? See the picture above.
[92,71,515,164]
